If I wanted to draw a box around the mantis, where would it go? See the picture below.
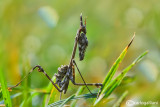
[9,13,103,99]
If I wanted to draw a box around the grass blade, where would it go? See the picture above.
[43,76,58,106]
[59,94,75,107]
[113,90,128,107]
[0,93,22,104]
[48,94,75,107]
[0,90,2,99]
[94,50,148,105]
[48,93,97,106]
[0,67,12,107]
[102,34,135,87]
[42,76,57,106]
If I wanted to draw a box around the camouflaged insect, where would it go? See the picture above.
[55,65,73,94]
[9,14,103,98]
[78,32,88,61]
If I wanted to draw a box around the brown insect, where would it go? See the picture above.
[9,13,102,99]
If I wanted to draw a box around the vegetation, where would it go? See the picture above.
[0,0,160,107]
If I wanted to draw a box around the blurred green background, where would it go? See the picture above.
[0,0,160,106]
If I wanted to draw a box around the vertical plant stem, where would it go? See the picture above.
[0,67,12,107]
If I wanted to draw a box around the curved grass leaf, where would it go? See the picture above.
[94,51,148,106]
[102,35,135,88]
[48,93,97,107]
[0,67,12,107]
[48,94,75,107]
[59,94,75,107]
